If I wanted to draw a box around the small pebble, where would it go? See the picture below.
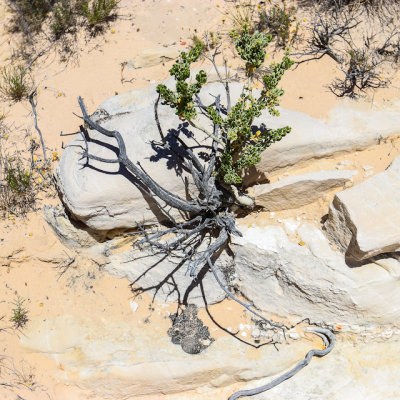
[251,328,261,338]
[129,300,139,312]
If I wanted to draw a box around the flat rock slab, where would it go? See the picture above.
[105,245,231,306]
[232,222,400,327]
[325,155,400,261]
[56,77,400,231]
[20,314,311,399]
[54,80,249,231]
[254,169,356,211]
[243,341,400,400]
[250,102,400,183]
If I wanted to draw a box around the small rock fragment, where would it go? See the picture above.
[129,300,139,312]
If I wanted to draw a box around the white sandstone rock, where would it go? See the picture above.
[232,223,400,326]
[55,81,241,231]
[20,314,313,399]
[254,170,356,211]
[248,341,400,400]
[325,155,400,261]
[56,79,400,231]
[105,245,231,306]
[250,102,400,181]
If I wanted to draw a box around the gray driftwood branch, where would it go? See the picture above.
[29,91,47,162]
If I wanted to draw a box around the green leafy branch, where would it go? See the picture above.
[156,42,206,121]
[157,30,293,187]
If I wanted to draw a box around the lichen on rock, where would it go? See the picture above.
[167,304,214,354]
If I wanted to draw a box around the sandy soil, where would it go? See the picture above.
[0,0,400,399]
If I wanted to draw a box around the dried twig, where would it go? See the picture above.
[29,91,47,161]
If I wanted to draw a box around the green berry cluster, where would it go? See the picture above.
[156,42,206,120]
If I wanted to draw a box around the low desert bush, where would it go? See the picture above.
[8,0,119,42]
[75,30,336,399]
[230,1,257,34]
[293,0,399,97]
[51,0,76,38]
[258,1,300,48]
[229,1,300,49]
[4,157,32,194]
[300,0,393,10]
[0,64,34,101]
[191,31,221,52]
[330,44,389,97]
[9,0,56,34]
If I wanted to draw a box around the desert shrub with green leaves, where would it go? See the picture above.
[4,157,32,194]
[0,155,34,217]
[229,1,300,48]
[157,31,293,185]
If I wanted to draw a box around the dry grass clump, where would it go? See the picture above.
[330,44,390,97]
[230,1,301,48]
[8,0,56,34]
[299,0,395,12]
[0,153,37,218]
[50,0,119,38]
[0,122,55,219]
[50,0,76,38]
[8,0,119,41]
[300,4,399,97]
[0,64,34,101]
[78,0,119,27]
[257,1,300,48]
